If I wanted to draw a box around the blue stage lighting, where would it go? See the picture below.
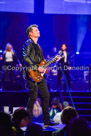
[77,16,89,53]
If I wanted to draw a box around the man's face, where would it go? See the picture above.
[29,27,40,38]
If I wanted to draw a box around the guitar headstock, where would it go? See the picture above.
[58,50,62,56]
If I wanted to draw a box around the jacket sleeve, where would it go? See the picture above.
[23,42,38,70]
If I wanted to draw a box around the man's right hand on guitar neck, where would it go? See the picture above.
[38,66,45,73]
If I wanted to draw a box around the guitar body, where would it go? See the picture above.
[29,59,47,82]
[28,50,62,82]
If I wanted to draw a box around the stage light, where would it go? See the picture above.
[0,50,2,53]
[76,51,79,54]
[77,16,89,53]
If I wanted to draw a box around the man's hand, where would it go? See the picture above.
[56,55,62,62]
[57,103,63,110]
[38,66,45,73]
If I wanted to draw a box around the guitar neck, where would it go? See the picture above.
[43,50,62,68]
[44,57,57,68]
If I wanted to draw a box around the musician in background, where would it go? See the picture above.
[2,43,22,87]
[57,44,71,91]
[23,24,60,126]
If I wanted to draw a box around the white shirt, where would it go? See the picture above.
[53,111,63,124]
[63,52,67,63]
[5,52,13,62]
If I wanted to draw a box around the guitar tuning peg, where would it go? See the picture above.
[58,50,62,56]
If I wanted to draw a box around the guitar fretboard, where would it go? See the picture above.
[44,50,62,68]
[44,56,57,68]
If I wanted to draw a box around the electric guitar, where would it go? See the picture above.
[28,51,62,82]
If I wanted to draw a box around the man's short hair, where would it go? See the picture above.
[26,123,43,136]
[12,108,29,125]
[61,106,78,125]
[26,24,38,36]
[62,101,69,108]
